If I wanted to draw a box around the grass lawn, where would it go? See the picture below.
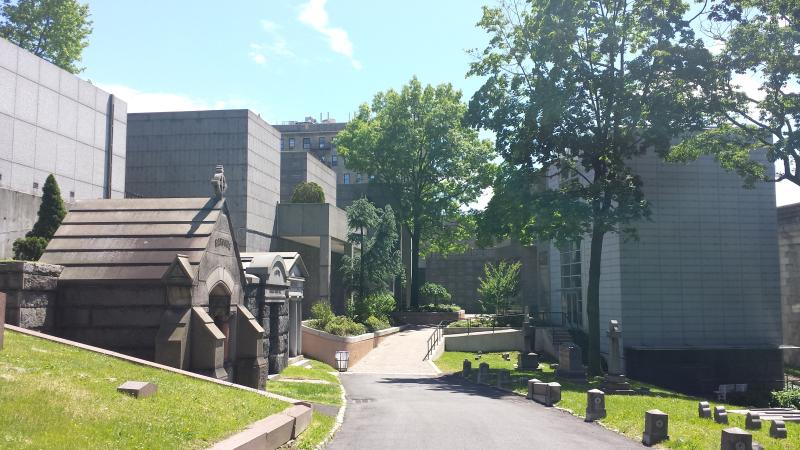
[266,359,343,406]
[0,330,288,449]
[292,411,336,450]
[436,351,800,450]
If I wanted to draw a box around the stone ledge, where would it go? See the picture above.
[208,404,313,450]
[300,323,406,343]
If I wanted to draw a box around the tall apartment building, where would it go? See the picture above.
[273,117,367,191]
[0,38,126,257]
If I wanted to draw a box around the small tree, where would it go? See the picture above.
[419,282,451,307]
[0,0,92,74]
[477,261,521,316]
[13,174,66,260]
[290,181,325,203]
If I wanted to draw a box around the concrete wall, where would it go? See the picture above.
[280,151,337,206]
[425,240,541,313]
[125,110,281,252]
[444,329,525,352]
[300,323,403,368]
[0,189,41,258]
[0,37,126,201]
[779,202,800,366]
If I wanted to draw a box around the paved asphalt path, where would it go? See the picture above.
[327,373,643,450]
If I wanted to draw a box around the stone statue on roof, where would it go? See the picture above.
[212,165,227,198]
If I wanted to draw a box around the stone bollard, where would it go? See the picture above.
[462,359,472,378]
[585,389,606,422]
[720,427,752,450]
[714,405,728,424]
[526,378,542,400]
[770,418,787,439]
[477,362,489,384]
[532,382,561,406]
[745,412,762,430]
[496,369,511,388]
[698,401,711,418]
[642,409,669,446]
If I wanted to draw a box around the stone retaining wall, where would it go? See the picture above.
[443,326,514,336]
[301,324,405,368]
[444,329,525,352]
[0,261,61,332]
[392,310,464,325]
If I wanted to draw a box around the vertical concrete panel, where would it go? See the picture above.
[0,68,16,115]
[0,38,18,71]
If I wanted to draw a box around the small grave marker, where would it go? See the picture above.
[117,381,157,399]
[526,378,542,400]
[642,409,669,446]
[720,427,752,450]
[462,359,472,377]
[585,389,606,422]
[714,405,728,424]
[770,418,787,439]
[698,401,711,418]
[745,411,762,430]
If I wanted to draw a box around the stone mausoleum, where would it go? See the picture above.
[0,168,303,388]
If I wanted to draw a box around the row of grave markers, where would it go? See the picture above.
[462,358,789,448]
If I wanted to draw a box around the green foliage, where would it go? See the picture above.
[0,0,92,73]
[419,282,451,306]
[356,292,396,322]
[13,174,66,260]
[363,315,390,332]
[418,303,461,313]
[323,315,367,337]
[771,388,800,409]
[468,0,712,375]
[447,316,494,328]
[335,76,496,307]
[290,181,325,203]
[310,301,335,329]
[11,236,47,261]
[341,198,403,304]
[477,261,521,316]
[671,0,800,188]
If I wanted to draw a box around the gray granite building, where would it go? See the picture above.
[543,151,782,394]
[779,202,800,367]
[0,37,126,257]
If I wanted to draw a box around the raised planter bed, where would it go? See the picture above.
[301,323,406,368]
[392,310,465,325]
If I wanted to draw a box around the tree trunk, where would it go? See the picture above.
[359,226,365,301]
[586,223,605,376]
[410,222,422,309]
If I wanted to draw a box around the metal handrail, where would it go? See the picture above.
[423,321,445,360]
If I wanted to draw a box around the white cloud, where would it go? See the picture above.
[249,20,296,66]
[248,43,267,65]
[298,0,361,70]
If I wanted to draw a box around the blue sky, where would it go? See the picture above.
[80,0,800,206]
[81,0,489,124]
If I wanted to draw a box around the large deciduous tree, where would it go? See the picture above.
[468,0,712,375]
[336,77,495,308]
[670,0,800,188]
[0,0,92,74]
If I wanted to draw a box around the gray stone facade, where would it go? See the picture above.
[0,38,126,258]
[545,151,782,393]
[779,202,800,367]
[280,150,337,205]
[125,110,280,252]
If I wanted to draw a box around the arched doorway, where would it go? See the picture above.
[208,282,232,365]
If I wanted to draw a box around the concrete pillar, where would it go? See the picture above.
[320,235,331,306]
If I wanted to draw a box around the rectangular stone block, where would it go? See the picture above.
[117,381,157,399]
[527,378,542,399]
[532,382,561,406]
[284,404,313,438]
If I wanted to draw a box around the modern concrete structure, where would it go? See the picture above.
[126,110,352,315]
[543,152,782,394]
[126,110,280,252]
[425,240,544,313]
[0,37,126,257]
[779,202,800,367]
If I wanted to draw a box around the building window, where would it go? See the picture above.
[332,155,338,166]
[356,174,362,183]
[343,173,350,184]
[560,240,582,327]
[319,137,326,148]
[303,137,311,149]
[288,138,295,149]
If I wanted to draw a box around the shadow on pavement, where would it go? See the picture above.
[375,374,516,400]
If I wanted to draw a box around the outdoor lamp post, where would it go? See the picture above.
[335,350,350,372]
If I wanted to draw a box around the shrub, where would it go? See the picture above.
[447,316,495,328]
[290,181,325,203]
[771,388,800,409]
[12,236,48,261]
[419,282,451,306]
[324,315,367,336]
[357,292,396,321]
[363,315,390,332]
[310,301,334,329]
[418,303,461,313]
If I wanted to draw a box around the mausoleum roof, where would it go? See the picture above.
[41,197,226,282]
